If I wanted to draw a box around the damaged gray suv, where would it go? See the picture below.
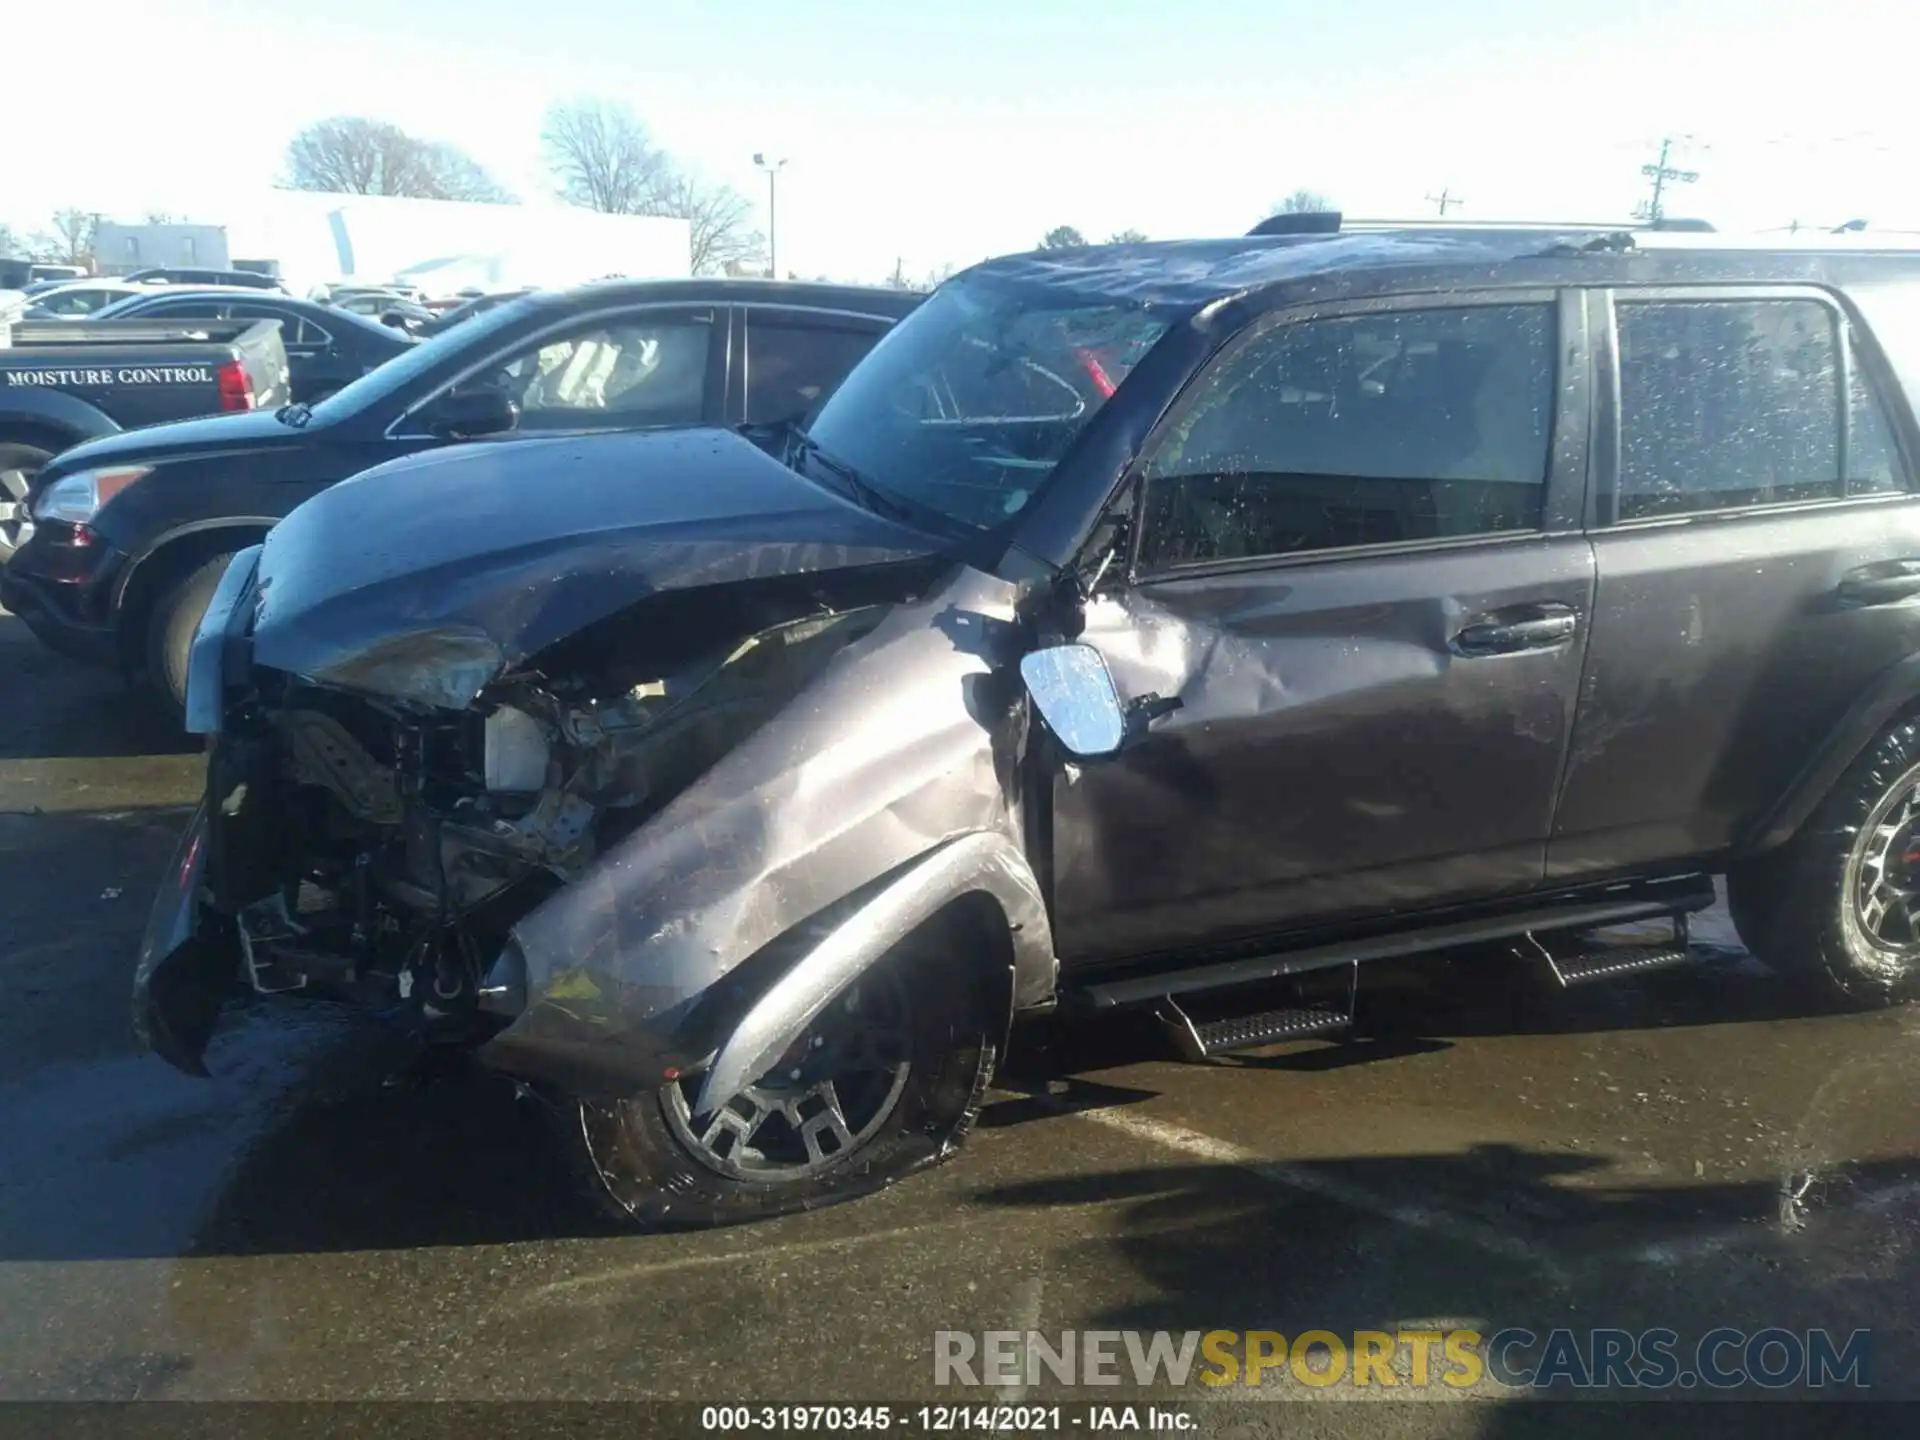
[140,218,1920,1226]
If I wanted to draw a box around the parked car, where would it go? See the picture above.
[135,221,1920,1229]
[0,316,289,562]
[328,289,416,317]
[123,267,286,292]
[407,289,534,338]
[92,288,413,402]
[22,280,158,318]
[1,279,918,715]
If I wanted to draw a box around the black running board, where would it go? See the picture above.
[1069,874,1716,1012]
[1158,997,1352,1060]
[1522,913,1695,988]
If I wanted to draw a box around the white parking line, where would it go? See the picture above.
[1056,1097,1573,1287]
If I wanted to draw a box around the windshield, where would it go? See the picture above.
[802,275,1170,531]
[303,293,549,424]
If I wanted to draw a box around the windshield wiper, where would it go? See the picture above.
[275,402,313,429]
[791,433,914,523]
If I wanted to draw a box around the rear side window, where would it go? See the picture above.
[1140,303,1556,568]
[1614,298,1904,518]
[744,317,883,424]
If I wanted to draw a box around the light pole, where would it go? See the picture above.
[753,152,787,278]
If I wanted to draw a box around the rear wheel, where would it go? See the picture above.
[563,918,998,1229]
[1732,716,1920,1003]
[143,553,236,725]
[0,441,53,564]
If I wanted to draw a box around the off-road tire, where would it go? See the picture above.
[1731,715,1920,1004]
[0,441,54,564]
[144,553,236,725]
[559,916,999,1230]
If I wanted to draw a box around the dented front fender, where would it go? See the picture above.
[476,565,1058,1097]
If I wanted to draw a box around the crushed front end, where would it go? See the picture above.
[139,555,900,1079]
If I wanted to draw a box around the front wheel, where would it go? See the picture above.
[0,441,53,564]
[144,553,236,725]
[563,922,998,1229]
[1732,715,1920,1003]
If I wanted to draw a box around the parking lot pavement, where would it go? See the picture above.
[3,607,1918,1421]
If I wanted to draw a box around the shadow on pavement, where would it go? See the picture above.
[968,1141,1920,1401]
[0,612,196,760]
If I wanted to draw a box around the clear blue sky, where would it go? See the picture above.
[13,0,1912,281]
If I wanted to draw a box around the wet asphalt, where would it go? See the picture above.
[2,608,1917,1432]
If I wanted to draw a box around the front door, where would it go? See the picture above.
[1051,292,1597,966]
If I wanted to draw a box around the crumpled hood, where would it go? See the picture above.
[250,427,947,707]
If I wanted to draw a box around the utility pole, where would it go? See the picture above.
[753,153,788,278]
[1636,136,1699,224]
[1426,188,1463,216]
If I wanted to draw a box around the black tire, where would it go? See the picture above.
[0,440,54,565]
[561,916,1000,1230]
[1732,715,1920,1003]
[143,553,236,724]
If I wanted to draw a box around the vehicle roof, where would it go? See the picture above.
[30,278,152,295]
[524,276,924,316]
[94,287,400,335]
[964,230,1920,311]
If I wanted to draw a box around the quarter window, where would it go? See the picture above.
[1614,298,1905,518]
[1140,304,1556,568]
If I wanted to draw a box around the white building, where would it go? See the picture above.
[94,222,233,274]
[100,193,692,298]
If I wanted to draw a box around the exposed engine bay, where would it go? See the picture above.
[212,606,889,1046]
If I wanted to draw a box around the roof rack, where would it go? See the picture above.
[1246,211,1714,237]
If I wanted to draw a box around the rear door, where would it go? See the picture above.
[1052,291,1598,964]
[734,306,895,425]
[1549,285,1920,878]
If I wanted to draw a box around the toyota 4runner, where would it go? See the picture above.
[139,219,1920,1227]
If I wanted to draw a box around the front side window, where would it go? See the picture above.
[465,316,713,429]
[1614,298,1903,518]
[1140,303,1556,568]
[803,276,1171,531]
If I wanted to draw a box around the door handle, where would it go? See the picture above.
[1838,560,1920,606]
[1453,606,1578,656]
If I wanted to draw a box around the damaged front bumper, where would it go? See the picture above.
[133,804,230,1077]
[134,563,1061,1110]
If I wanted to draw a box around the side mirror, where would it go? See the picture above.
[1021,644,1127,757]
[421,387,519,440]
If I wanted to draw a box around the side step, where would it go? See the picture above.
[1523,913,1694,988]
[1155,964,1357,1062]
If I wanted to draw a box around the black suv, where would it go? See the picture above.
[139,222,1920,1228]
[2,278,920,716]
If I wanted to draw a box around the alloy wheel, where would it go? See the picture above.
[1844,764,1920,957]
[660,975,914,1181]
[0,466,33,563]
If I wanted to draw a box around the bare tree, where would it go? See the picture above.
[651,171,765,276]
[0,223,19,258]
[541,99,674,214]
[23,210,98,266]
[1276,189,1334,214]
[1039,225,1087,249]
[538,97,765,275]
[1108,227,1149,244]
[282,117,512,202]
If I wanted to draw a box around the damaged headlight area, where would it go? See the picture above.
[206,606,888,1045]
